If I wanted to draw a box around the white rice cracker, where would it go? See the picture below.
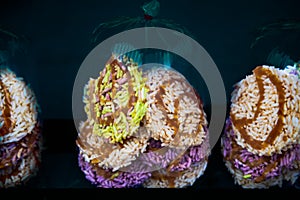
[0,68,39,144]
[76,120,150,172]
[143,67,208,149]
[230,65,300,156]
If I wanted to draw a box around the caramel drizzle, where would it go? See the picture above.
[230,66,285,150]
[152,83,189,188]
[76,125,115,161]
[155,85,179,136]
[0,124,40,168]
[96,60,115,126]
[0,79,12,137]
[0,135,41,184]
[93,165,114,180]
[225,128,280,183]
[94,58,136,127]
[151,170,183,188]
[151,81,207,187]
[76,123,137,163]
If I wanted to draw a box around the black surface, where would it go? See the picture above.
[15,119,299,191]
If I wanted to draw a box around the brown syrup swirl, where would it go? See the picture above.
[92,57,136,127]
[150,170,183,188]
[0,133,41,185]
[154,85,180,139]
[151,79,206,187]
[230,66,285,150]
[0,79,12,137]
[224,125,281,183]
[0,123,40,168]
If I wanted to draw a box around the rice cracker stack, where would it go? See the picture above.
[221,65,300,189]
[141,67,210,188]
[0,68,41,188]
[76,54,210,188]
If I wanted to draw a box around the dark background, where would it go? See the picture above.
[0,0,300,192]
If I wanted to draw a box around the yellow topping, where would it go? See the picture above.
[90,55,148,144]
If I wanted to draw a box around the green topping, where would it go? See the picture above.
[130,100,148,125]
[140,86,148,101]
[243,174,252,179]
[94,112,129,143]
[95,104,101,118]
[102,64,111,84]
[128,65,147,97]
[110,172,119,179]
[101,105,112,114]
[116,67,124,79]
[90,55,148,144]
